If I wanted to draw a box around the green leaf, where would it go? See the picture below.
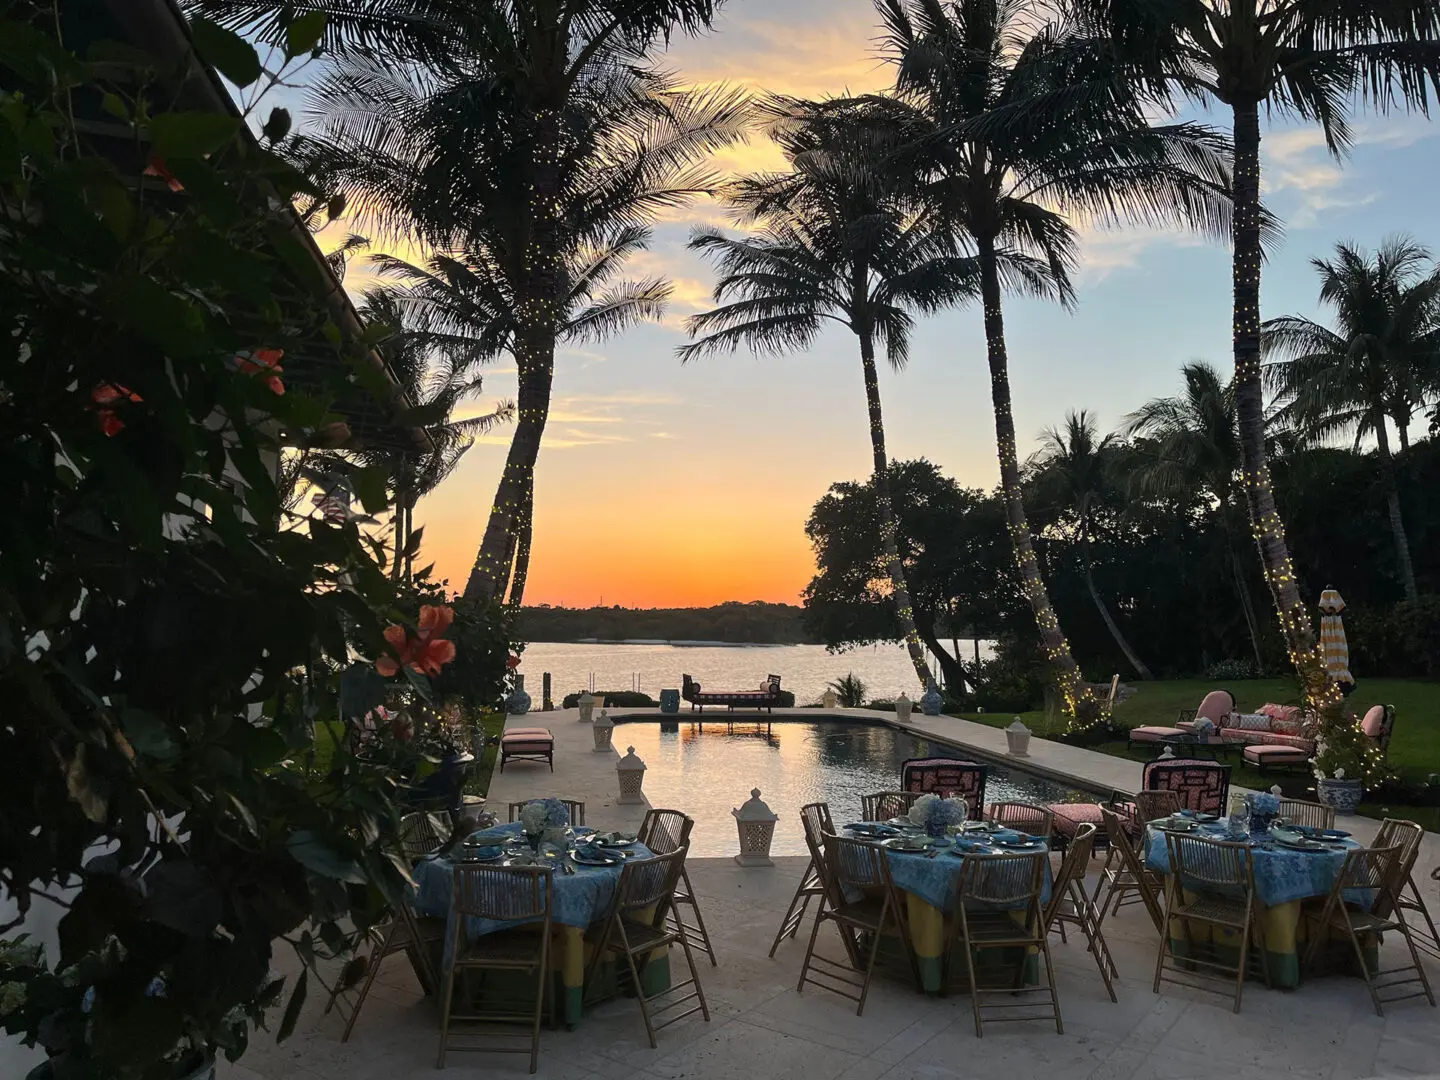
[327,192,347,221]
[277,969,307,1043]
[149,112,241,159]
[262,107,292,144]
[100,93,130,122]
[191,17,262,88]
[354,466,390,514]
[286,830,367,884]
[120,709,176,760]
[285,11,328,59]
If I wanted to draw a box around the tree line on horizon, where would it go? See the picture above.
[199,0,1440,727]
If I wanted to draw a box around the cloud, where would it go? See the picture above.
[460,391,684,450]
[1262,118,1434,227]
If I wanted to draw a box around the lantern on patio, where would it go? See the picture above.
[592,709,614,752]
[616,745,647,804]
[732,788,778,866]
[1006,718,1032,757]
[578,690,595,723]
[822,688,838,709]
[895,692,913,722]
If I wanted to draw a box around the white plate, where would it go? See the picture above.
[572,852,622,867]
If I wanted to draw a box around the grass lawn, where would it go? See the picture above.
[956,677,1440,830]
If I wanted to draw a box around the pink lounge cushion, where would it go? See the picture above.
[505,727,552,736]
[1197,690,1234,725]
[502,732,553,746]
[1243,744,1310,763]
[1361,705,1386,738]
[1049,802,1103,838]
[1131,725,1185,742]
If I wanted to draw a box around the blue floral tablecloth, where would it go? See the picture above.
[411,821,653,937]
[1143,822,1361,907]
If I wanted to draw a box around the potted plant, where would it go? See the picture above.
[1312,710,1370,815]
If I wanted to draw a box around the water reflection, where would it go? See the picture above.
[615,719,1095,858]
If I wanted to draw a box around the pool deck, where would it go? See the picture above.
[217,706,1440,1080]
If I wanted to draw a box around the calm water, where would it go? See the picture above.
[517,641,995,707]
[612,719,1095,857]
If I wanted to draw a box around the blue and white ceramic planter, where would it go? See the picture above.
[1316,777,1364,816]
[505,674,532,716]
[920,682,944,716]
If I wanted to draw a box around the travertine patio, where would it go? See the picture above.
[221,709,1440,1080]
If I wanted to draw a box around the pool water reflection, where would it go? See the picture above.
[613,719,1096,857]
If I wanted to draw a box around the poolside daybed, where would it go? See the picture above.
[681,673,784,713]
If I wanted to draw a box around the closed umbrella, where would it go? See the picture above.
[1318,587,1353,688]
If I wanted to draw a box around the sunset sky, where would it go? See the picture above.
[324,0,1440,608]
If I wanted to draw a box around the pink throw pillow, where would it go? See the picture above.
[1361,706,1386,738]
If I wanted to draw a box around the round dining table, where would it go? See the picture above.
[1143,818,1376,987]
[411,821,669,1025]
[842,822,1054,992]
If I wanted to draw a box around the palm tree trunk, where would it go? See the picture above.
[506,475,535,611]
[463,94,561,604]
[1230,99,1327,699]
[1220,509,1265,672]
[1079,533,1153,679]
[977,235,1088,711]
[914,610,966,694]
[1374,412,1418,601]
[858,329,935,691]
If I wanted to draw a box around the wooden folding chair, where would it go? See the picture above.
[437,865,553,1073]
[1043,823,1118,1002]
[329,812,448,1040]
[637,808,716,966]
[1153,832,1269,1013]
[507,799,586,827]
[583,848,710,1047]
[986,801,1056,842]
[1302,844,1435,1016]
[1276,798,1335,830]
[797,835,918,1015]
[946,851,1062,1036]
[1374,818,1440,962]
[769,802,834,956]
[1134,790,1182,823]
[1095,806,1165,936]
[861,791,920,821]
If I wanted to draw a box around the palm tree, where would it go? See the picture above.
[1123,362,1266,669]
[356,287,514,582]
[370,226,671,605]
[1075,0,1440,700]
[213,0,747,605]
[1029,410,1154,679]
[681,97,982,691]
[874,0,1233,718]
[1263,237,1440,602]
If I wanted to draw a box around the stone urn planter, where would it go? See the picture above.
[1316,776,1364,816]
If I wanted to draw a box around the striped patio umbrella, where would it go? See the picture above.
[1318,588,1353,686]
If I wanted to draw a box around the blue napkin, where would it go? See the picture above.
[573,843,620,864]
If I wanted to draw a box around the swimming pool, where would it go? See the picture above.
[613,718,1098,857]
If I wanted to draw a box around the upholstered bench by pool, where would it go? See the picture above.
[1127,725,1185,748]
[499,728,554,772]
[1243,744,1310,770]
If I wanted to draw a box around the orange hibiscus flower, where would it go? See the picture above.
[376,604,457,677]
[91,382,143,436]
[237,348,285,395]
[143,154,184,193]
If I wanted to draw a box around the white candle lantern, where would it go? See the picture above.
[895,692,913,722]
[1005,718,1032,757]
[821,688,838,709]
[732,788,778,866]
[577,690,595,723]
[616,745,647,803]
[592,709,614,752]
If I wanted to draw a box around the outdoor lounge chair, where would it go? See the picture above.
[499,728,554,772]
[681,673,784,713]
[1128,689,1233,750]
